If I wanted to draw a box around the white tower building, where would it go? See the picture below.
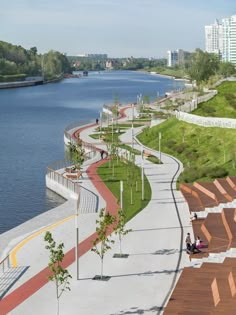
[205,15,236,65]
[205,19,223,56]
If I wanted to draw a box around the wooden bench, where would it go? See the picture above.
[143,151,151,157]
[64,167,77,173]
[64,171,83,180]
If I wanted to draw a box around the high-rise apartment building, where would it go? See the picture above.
[205,19,223,55]
[222,15,236,65]
[167,50,178,67]
[205,15,236,65]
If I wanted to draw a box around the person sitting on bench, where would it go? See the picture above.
[191,240,202,254]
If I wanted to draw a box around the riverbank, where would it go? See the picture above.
[0,75,64,89]
[0,79,43,89]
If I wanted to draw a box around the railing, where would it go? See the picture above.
[47,122,98,197]
[64,119,93,145]
[46,167,80,195]
[0,255,10,273]
[176,111,236,129]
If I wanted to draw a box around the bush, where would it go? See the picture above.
[224,93,235,101]
[181,168,201,183]
[174,143,188,154]
[186,151,199,160]
[0,74,27,82]
[203,106,216,114]
[166,140,177,148]
[207,166,228,178]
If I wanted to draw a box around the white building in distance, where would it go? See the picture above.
[205,15,236,65]
[205,19,223,55]
[167,49,190,67]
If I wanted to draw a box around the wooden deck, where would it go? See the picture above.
[164,176,236,314]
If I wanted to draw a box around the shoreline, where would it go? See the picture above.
[0,76,63,90]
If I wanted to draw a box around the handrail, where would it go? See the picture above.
[47,123,98,196]
[0,255,10,273]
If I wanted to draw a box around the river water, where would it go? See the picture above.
[0,70,184,234]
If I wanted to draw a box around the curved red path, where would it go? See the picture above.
[0,138,121,313]
[0,106,130,314]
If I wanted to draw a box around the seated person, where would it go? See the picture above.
[190,212,198,223]
[191,241,202,254]
[195,236,204,248]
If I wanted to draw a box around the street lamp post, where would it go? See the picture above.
[100,111,102,140]
[159,132,162,163]
[132,123,134,149]
[141,146,144,201]
[112,117,114,143]
[132,104,134,149]
[120,180,123,209]
[75,196,80,280]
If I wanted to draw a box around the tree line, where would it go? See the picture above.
[0,40,72,81]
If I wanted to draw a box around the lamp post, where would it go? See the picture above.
[120,180,123,209]
[112,117,114,143]
[132,123,134,149]
[159,132,162,163]
[75,196,80,280]
[100,111,102,140]
[141,145,144,201]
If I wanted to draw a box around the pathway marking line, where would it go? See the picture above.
[10,215,75,268]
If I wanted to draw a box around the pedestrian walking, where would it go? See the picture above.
[100,150,105,159]
[185,232,192,254]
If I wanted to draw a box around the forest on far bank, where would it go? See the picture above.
[0,41,72,81]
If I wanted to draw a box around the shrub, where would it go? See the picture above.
[207,166,228,178]
[224,93,235,101]
[181,168,201,183]
[186,151,199,160]
[166,140,177,148]
[203,106,216,114]
[174,143,188,154]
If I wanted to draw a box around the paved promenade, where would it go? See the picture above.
[0,107,192,314]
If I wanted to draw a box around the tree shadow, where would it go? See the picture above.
[80,267,182,281]
[110,305,164,314]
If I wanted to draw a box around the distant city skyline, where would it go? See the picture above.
[0,0,235,58]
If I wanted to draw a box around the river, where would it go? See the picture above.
[0,70,184,234]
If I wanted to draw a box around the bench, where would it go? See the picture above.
[64,171,83,180]
[64,167,77,173]
[143,151,151,157]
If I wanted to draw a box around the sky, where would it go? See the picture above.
[0,0,235,58]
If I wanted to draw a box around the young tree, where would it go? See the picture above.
[113,94,120,125]
[188,49,219,85]
[113,209,132,257]
[44,231,72,315]
[180,126,186,143]
[91,208,116,279]
[66,134,85,171]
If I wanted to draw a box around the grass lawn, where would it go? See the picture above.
[90,132,124,143]
[97,159,151,222]
[137,116,236,184]
[118,144,141,155]
[193,82,236,118]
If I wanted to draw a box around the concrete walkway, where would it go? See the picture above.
[0,106,192,315]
